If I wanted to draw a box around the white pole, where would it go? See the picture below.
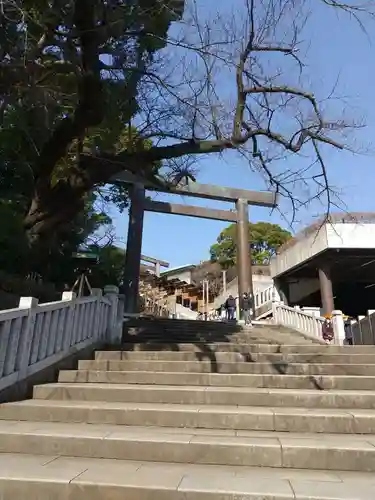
[206,280,209,320]
[204,280,207,320]
[202,279,209,321]
[222,270,227,294]
[202,280,206,315]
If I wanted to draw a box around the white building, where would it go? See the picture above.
[270,213,375,316]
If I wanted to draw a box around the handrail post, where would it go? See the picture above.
[272,300,279,324]
[62,291,77,350]
[18,296,39,380]
[104,285,120,344]
[91,289,103,340]
[332,310,345,345]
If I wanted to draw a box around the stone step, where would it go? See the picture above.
[124,332,245,339]
[1,421,375,471]
[124,322,291,333]
[3,453,375,500]
[123,326,306,334]
[59,369,375,390]
[122,334,309,344]
[0,399,374,433]
[33,383,375,410]
[118,342,280,351]
[2,419,373,439]
[123,323,240,330]
[96,350,375,364]
[119,342,375,353]
[124,328,311,342]
[78,359,375,376]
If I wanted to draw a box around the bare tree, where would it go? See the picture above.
[135,0,372,222]
[0,0,373,243]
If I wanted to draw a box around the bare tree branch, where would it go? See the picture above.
[1,0,373,241]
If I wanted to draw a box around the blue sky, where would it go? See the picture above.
[111,1,375,269]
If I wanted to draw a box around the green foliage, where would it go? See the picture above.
[0,0,180,293]
[210,222,292,268]
[0,0,181,243]
[28,191,115,284]
[0,203,29,276]
[88,246,126,289]
[0,130,125,290]
[0,90,127,288]
[0,271,60,306]
[0,157,112,281]
[1,0,371,249]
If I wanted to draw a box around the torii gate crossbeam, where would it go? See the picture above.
[113,175,277,314]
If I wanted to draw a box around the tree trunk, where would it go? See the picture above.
[24,177,86,247]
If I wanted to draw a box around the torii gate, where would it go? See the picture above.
[112,172,277,313]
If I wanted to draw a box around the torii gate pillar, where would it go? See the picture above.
[123,184,145,314]
[117,173,277,315]
[236,198,253,299]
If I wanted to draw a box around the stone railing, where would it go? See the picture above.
[253,285,277,319]
[0,286,122,393]
[254,285,274,308]
[272,302,347,344]
[175,303,198,320]
[272,302,325,342]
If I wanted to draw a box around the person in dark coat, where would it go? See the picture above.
[322,318,334,343]
[216,304,223,318]
[344,318,353,345]
[224,295,236,321]
[241,292,253,326]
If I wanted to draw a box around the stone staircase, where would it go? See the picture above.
[1,319,375,499]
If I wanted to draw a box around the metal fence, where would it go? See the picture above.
[349,313,375,345]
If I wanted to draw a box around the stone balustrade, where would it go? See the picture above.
[272,302,325,343]
[0,286,121,394]
[272,301,347,345]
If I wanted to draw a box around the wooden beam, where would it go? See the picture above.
[111,171,277,207]
[157,181,277,207]
[140,263,156,273]
[144,200,238,222]
[141,254,169,268]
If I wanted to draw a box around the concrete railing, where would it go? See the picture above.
[254,285,274,309]
[272,302,325,342]
[175,303,198,320]
[253,285,277,319]
[0,286,122,393]
[272,302,346,344]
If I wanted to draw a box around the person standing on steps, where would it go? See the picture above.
[344,317,353,345]
[216,304,223,320]
[224,295,236,321]
[241,292,253,326]
[322,317,334,343]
